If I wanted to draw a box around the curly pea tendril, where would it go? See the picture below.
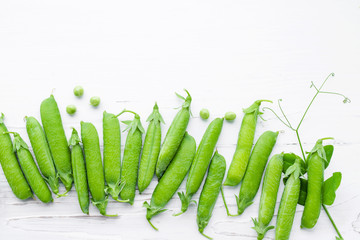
[262,73,349,240]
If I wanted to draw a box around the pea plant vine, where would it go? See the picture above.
[263,73,350,240]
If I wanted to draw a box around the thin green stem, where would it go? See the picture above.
[323,204,343,239]
[220,186,239,217]
[296,130,306,161]
[278,99,293,129]
[262,107,294,130]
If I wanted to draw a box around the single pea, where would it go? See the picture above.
[200,108,210,120]
[225,111,236,121]
[90,96,101,107]
[66,105,77,115]
[73,86,84,97]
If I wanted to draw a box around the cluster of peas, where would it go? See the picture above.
[0,81,344,240]
[66,86,101,115]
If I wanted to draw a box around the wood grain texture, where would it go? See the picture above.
[0,0,359,239]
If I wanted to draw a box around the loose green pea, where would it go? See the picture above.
[69,128,89,214]
[156,90,192,179]
[81,121,113,216]
[66,105,77,115]
[200,108,210,120]
[73,86,84,97]
[225,111,236,121]
[253,153,284,240]
[0,114,32,200]
[138,103,164,193]
[90,96,100,107]
[236,130,278,215]
[197,151,226,239]
[143,132,196,230]
[176,117,224,215]
[118,110,145,204]
[224,100,272,187]
[40,95,73,192]
[25,116,59,195]
[8,132,53,203]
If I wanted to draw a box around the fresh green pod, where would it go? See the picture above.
[138,103,164,193]
[103,111,123,200]
[25,116,59,195]
[197,151,226,239]
[236,130,278,215]
[118,110,144,204]
[253,153,284,240]
[177,117,224,215]
[143,132,196,230]
[275,158,302,240]
[0,114,32,200]
[40,95,72,192]
[156,90,192,179]
[224,100,272,186]
[81,121,112,216]
[8,132,53,203]
[301,138,331,229]
[69,128,89,215]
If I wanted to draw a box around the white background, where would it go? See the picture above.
[0,1,359,239]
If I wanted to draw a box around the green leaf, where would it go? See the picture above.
[298,178,308,206]
[324,145,334,169]
[283,153,306,175]
[323,172,342,205]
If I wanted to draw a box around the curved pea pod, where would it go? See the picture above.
[9,132,53,203]
[236,130,278,215]
[69,128,89,215]
[81,121,113,216]
[40,95,72,192]
[143,132,196,230]
[197,151,226,239]
[25,116,59,195]
[156,90,191,179]
[224,100,272,186]
[275,158,302,240]
[118,110,144,204]
[301,138,332,229]
[253,153,283,240]
[138,103,164,193]
[177,117,224,215]
[103,111,123,200]
[0,114,32,200]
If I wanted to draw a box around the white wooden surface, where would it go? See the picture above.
[0,1,359,239]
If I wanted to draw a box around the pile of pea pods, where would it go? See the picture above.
[0,86,344,240]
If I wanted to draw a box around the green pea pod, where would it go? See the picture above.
[0,114,32,200]
[25,116,59,195]
[301,138,332,229]
[177,117,224,215]
[81,121,113,216]
[143,132,196,230]
[103,111,123,200]
[253,153,283,240]
[156,90,191,179]
[118,110,144,205]
[275,158,302,240]
[8,132,53,203]
[197,151,226,239]
[40,95,72,192]
[69,128,89,215]
[236,130,278,215]
[224,100,272,186]
[138,103,164,193]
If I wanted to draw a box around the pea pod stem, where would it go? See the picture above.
[220,187,239,217]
